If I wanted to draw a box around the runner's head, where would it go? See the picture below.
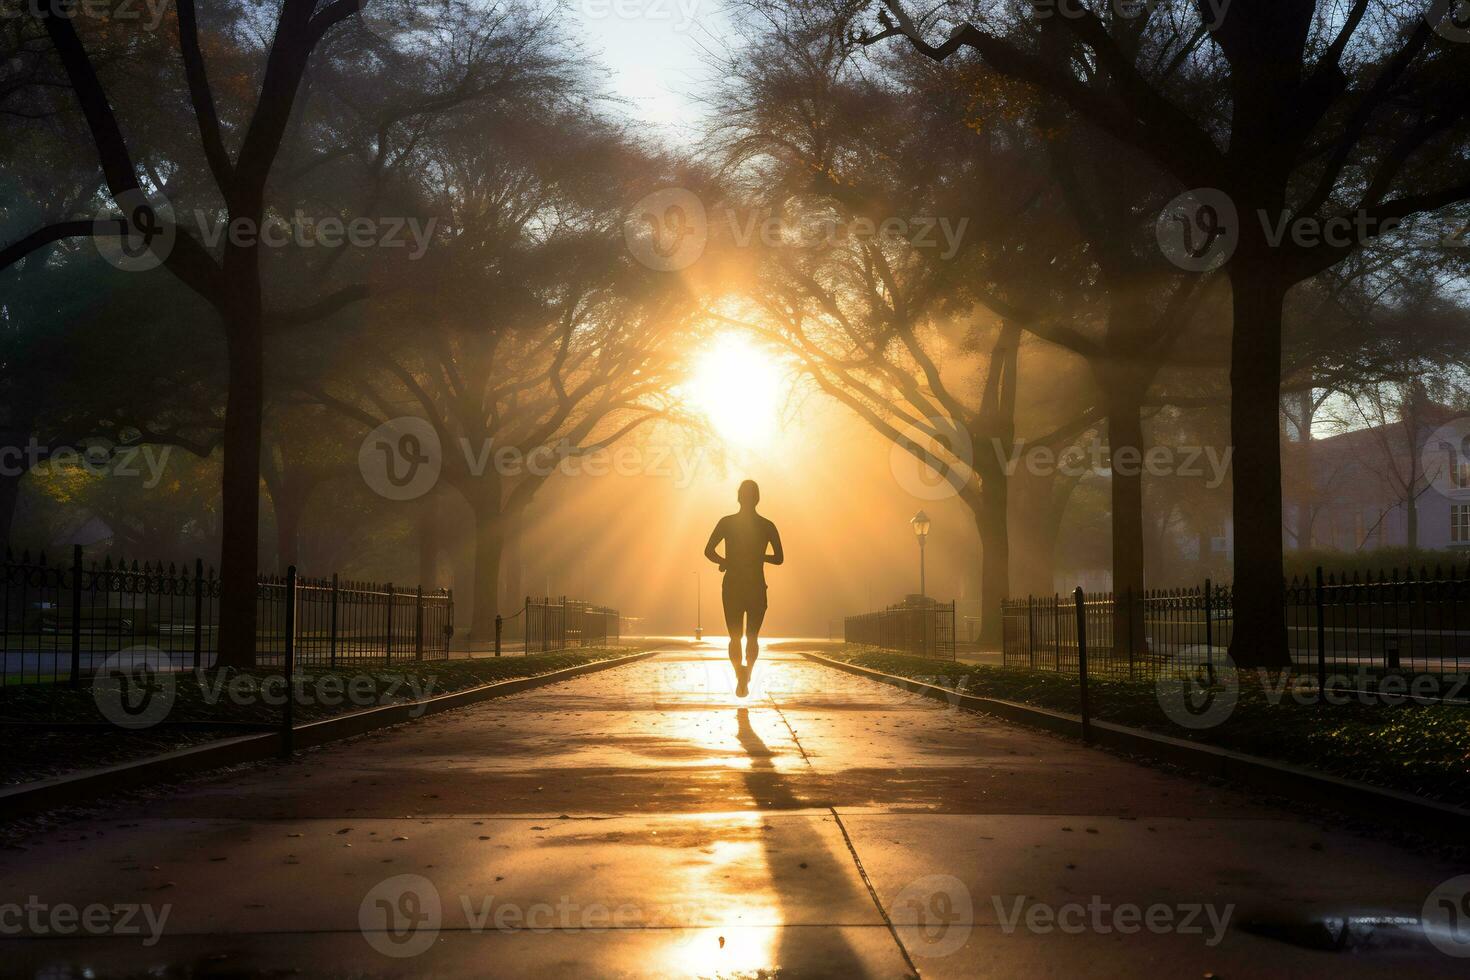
[737,479,759,508]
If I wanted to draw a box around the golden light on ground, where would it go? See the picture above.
[688,332,785,449]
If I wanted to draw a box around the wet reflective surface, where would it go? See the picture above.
[0,646,1465,977]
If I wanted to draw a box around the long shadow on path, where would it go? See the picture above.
[733,706,894,978]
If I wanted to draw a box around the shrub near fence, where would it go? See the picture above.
[1003,566,1470,683]
[0,546,453,687]
[845,601,957,660]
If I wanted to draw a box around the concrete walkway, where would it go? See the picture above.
[1,645,1466,977]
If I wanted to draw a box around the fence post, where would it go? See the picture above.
[1027,595,1035,668]
[1125,587,1135,681]
[282,565,297,757]
[414,585,424,661]
[385,583,394,663]
[1203,579,1214,685]
[495,613,503,657]
[193,558,204,670]
[1074,586,1090,744]
[1053,594,1062,671]
[329,573,339,669]
[1315,565,1327,691]
[68,544,82,689]
[949,600,957,661]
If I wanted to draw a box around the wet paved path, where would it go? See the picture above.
[1,645,1466,977]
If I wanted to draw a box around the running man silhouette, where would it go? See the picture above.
[704,480,784,698]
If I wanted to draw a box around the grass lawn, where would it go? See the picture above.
[824,646,1470,810]
[1,646,646,787]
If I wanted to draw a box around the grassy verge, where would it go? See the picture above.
[823,646,1470,809]
[1,646,647,786]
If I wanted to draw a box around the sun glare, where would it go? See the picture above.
[689,333,784,449]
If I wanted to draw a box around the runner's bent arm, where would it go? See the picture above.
[764,523,784,566]
[704,519,727,569]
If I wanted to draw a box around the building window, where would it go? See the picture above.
[1455,459,1470,490]
[1453,505,1470,544]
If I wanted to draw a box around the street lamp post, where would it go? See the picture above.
[910,510,931,599]
[694,570,703,642]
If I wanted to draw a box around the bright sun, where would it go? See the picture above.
[689,333,784,449]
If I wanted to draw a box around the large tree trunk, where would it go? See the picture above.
[418,498,439,586]
[502,520,522,611]
[968,479,1009,649]
[273,485,304,572]
[1106,385,1148,655]
[1227,267,1291,668]
[215,302,265,669]
[0,466,24,549]
[1291,389,1316,549]
[468,500,505,644]
[979,488,1009,648]
[1007,467,1063,595]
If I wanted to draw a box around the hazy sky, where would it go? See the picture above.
[569,0,733,143]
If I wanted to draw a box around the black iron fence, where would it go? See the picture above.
[1003,566,1470,681]
[0,546,453,687]
[845,600,957,660]
[495,596,621,656]
[266,573,453,668]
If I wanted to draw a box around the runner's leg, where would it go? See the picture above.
[722,591,744,678]
[745,600,766,669]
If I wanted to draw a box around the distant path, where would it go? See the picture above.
[0,646,1463,977]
